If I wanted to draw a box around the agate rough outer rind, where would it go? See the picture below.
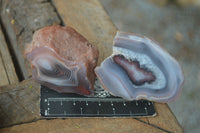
[95,31,184,103]
[25,25,99,95]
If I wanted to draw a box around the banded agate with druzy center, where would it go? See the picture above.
[95,31,184,103]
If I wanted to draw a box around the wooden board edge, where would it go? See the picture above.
[0,118,167,133]
[148,103,183,133]
[0,25,18,84]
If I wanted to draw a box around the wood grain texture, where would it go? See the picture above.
[0,25,18,84]
[148,103,183,132]
[52,0,117,65]
[0,53,9,86]
[0,118,166,133]
[0,0,61,79]
[0,79,40,128]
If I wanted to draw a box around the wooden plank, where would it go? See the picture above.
[52,0,117,65]
[0,118,166,133]
[0,25,18,84]
[0,54,9,86]
[0,0,61,79]
[148,103,183,132]
[0,79,40,128]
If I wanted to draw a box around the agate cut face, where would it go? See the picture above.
[95,31,184,103]
[25,25,99,95]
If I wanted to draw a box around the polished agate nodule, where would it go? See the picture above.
[95,31,184,103]
[25,25,99,95]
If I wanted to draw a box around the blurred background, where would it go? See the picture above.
[100,0,200,132]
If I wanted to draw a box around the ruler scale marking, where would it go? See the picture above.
[40,85,156,117]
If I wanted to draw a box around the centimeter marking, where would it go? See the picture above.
[47,97,141,102]
[42,97,155,117]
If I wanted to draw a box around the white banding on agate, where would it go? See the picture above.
[36,58,54,71]
[33,55,79,87]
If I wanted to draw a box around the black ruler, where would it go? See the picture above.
[40,81,156,118]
